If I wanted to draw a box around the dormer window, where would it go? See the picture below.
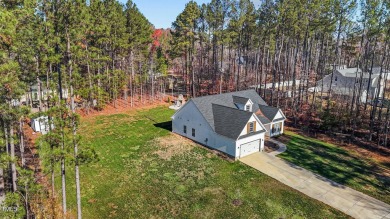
[249,122,254,132]
[247,121,256,133]
[233,96,252,111]
[245,103,252,112]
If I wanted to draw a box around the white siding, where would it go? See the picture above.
[172,100,278,159]
[274,110,284,120]
[244,99,253,112]
[235,99,254,112]
[316,71,386,101]
[172,100,236,157]
[236,133,265,158]
[236,115,266,158]
[263,124,271,134]
[238,115,264,136]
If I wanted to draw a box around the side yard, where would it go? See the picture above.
[278,131,390,205]
[45,107,348,218]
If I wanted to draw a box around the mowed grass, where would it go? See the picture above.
[278,131,390,204]
[54,107,348,218]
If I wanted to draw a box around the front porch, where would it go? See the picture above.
[265,120,284,137]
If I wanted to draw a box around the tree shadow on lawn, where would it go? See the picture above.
[279,134,390,203]
[154,121,172,132]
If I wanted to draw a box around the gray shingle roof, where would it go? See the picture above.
[337,67,390,79]
[232,96,249,105]
[238,129,266,140]
[273,118,285,122]
[189,89,282,139]
[212,104,253,139]
[258,105,280,122]
[255,111,271,124]
[191,89,268,131]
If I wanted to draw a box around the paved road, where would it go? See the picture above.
[240,141,390,219]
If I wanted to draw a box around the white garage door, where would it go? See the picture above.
[240,140,260,158]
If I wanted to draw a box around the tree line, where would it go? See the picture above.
[170,0,390,146]
[0,0,389,218]
[0,0,168,218]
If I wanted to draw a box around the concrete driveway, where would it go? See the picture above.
[240,151,390,219]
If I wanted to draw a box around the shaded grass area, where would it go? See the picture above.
[278,131,390,204]
[49,107,347,218]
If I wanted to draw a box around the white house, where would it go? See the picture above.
[251,80,301,98]
[171,90,286,159]
[31,116,53,134]
[312,66,390,103]
[20,83,69,106]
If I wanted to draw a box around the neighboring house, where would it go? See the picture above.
[20,83,69,106]
[251,80,301,97]
[169,94,186,110]
[311,66,390,103]
[31,116,53,134]
[171,90,286,159]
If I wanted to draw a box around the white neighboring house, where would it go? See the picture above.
[251,80,300,98]
[171,90,286,159]
[31,116,53,134]
[311,66,390,103]
[20,83,69,105]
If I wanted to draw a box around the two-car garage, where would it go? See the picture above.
[239,139,262,158]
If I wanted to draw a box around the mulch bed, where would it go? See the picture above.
[264,140,279,153]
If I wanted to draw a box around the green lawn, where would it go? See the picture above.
[278,131,390,205]
[50,107,348,218]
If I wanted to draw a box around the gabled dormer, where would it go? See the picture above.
[244,100,253,112]
[238,114,266,138]
[233,96,253,112]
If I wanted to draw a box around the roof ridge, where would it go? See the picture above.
[191,89,257,100]
[212,103,253,114]
[258,104,279,109]
[232,94,249,97]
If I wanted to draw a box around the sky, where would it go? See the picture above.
[128,0,210,29]
[120,0,261,29]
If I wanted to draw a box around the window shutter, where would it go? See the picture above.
[254,122,256,131]
[247,124,250,133]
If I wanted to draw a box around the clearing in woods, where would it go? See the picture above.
[44,106,348,218]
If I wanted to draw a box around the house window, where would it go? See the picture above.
[183,125,187,134]
[192,128,196,137]
[248,122,255,133]
[335,76,338,81]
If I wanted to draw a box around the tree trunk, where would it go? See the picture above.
[9,124,17,192]
[67,30,82,219]
[19,119,25,167]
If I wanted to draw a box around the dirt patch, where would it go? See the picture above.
[232,199,242,207]
[79,96,170,120]
[153,134,195,160]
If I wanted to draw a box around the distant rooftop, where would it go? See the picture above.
[337,67,390,79]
